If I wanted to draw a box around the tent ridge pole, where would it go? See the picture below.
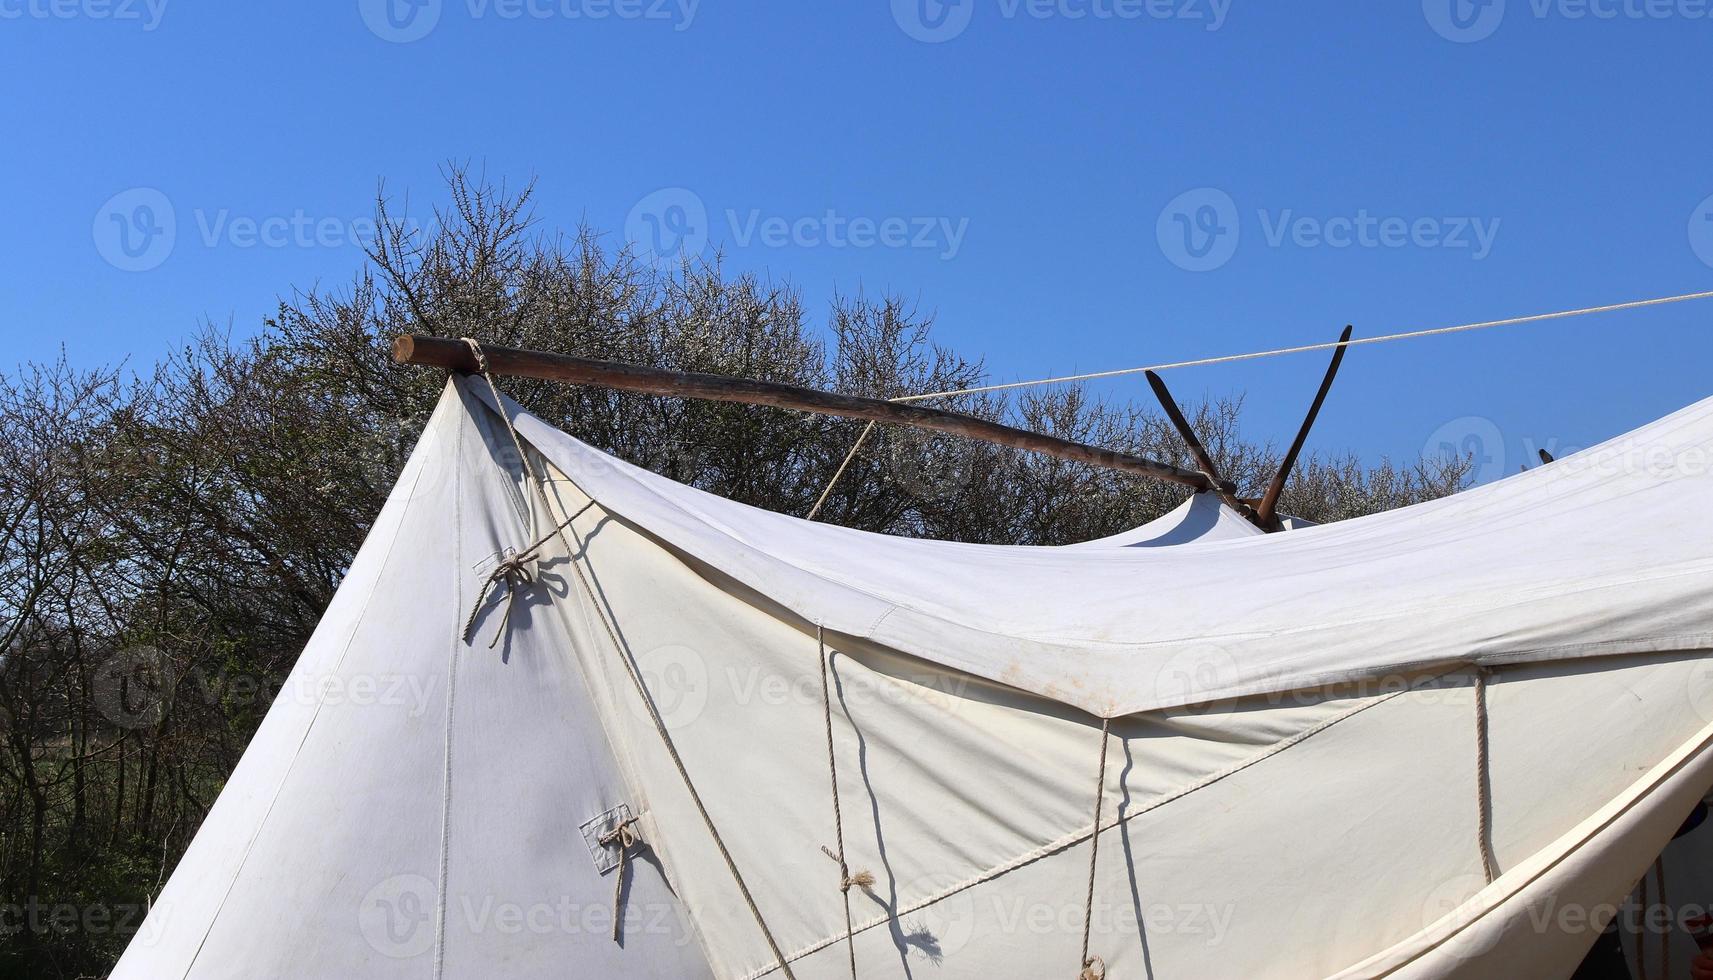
[392,334,1215,493]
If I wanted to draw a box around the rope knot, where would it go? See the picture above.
[463,549,538,649]
[840,869,875,892]
[1078,955,1106,980]
[598,816,641,852]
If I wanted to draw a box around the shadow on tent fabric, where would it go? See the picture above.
[836,666,920,980]
[1118,739,1160,980]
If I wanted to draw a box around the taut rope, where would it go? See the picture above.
[1078,717,1113,980]
[817,625,870,977]
[460,338,799,978]
[1473,667,1498,884]
[895,288,1713,403]
[807,421,877,522]
[807,288,1713,520]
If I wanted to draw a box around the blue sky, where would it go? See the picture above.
[4,0,1711,479]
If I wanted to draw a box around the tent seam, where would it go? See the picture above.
[431,402,466,979]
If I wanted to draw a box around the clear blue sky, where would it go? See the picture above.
[5,0,1711,479]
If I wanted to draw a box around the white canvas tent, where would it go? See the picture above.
[113,376,1713,979]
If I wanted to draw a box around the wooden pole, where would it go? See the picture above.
[392,335,1217,492]
[1255,325,1354,530]
[1142,370,1263,528]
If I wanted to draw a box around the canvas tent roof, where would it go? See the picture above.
[113,376,1713,980]
[1061,490,1265,548]
[501,383,1713,716]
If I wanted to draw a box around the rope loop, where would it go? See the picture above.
[599,816,642,942]
[460,336,492,374]
[1077,717,1112,979]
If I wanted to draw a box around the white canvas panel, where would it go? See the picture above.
[113,381,713,980]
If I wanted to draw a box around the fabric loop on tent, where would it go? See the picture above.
[1474,667,1498,884]
[817,625,865,978]
[459,338,800,979]
[1078,717,1113,980]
